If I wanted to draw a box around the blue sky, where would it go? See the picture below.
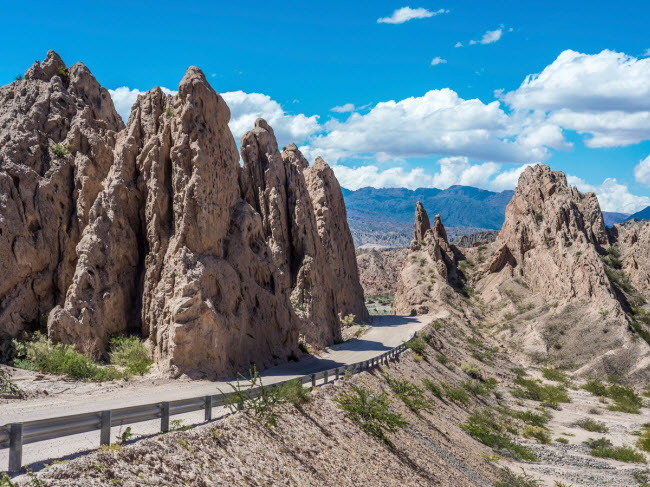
[2,1,650,212]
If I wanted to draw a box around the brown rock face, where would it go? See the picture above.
[21,56,366,376]
[490,164,612,302]
[0,51,123,338]
[393,203,459,315]
[239,121,367,346]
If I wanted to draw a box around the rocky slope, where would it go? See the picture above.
[356,248,407,296]
[1,52,366,377]
[392,165,650,382]
[0,51,124,338]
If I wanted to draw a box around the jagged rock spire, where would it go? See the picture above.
[413,201,431,242]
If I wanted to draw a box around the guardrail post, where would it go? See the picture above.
[100,410,111,446]
[161,402,170,433]
[9,423,22,473]
[311,374,316,388]
[335,367,339,380]
[323,371,328,384]
[204,396,212,421]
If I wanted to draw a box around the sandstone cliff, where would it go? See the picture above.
[0,51,123,338]
[1,52,366,376]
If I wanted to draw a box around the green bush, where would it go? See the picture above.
[277,378,310,407]
[542,368,569,383]
[0,369,20,396]
[340,314,356,328]
[494,467,540,487]
[555,437,569,444]
[585,437,646,463]
[511,377,570,408]
[576,417,608,433]
[462,378,497,396]
[435,353,449,365]
[461,409,537,461]
[523,425,551,444]
[13,333,121,381]
[460,361,483,379]
[109,336,152,376]
[384,375,433,413]
[222,365,286,428]
[443,382,471,405]
[497,406,551,428]
[606,384,643,414]
[422,378,443,400]
[49,142,70,158]
[335,385,408,448]
[637,428,650,453]
[582,379,608,397]
[404,337,427,356]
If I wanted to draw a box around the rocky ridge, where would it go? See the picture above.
[1,52,366,377]
[392,165,650,382]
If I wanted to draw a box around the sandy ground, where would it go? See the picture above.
[507,370,650,487]
[0,314,429,471]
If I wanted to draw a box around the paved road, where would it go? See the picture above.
[1,314,430,471]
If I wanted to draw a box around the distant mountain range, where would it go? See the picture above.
[343,186,631,248]
[625,206,650,222]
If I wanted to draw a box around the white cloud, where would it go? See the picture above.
[469,28,503,45]
[567,174,650,213]
[634,155,650,186]
[377,6,447,24]
[504,49,650,147]
[331,103,356,113]
[430,56,447,66]
[109,87,321,148]
[644,48,650,57]
[454,41,463,48]
[222,91,320,146]
[303,88,555,164]
[329,158,532,193]
[108,86,177,123]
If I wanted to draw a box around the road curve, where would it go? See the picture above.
[1,314,430,471]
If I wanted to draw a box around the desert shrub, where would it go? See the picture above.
[523,425,551,444]
[555,437,569,444]
[340,314,356,328]
[461,409,537,461]
[511,377,570,408]
[49,142,70,158]
[404,337,427,356]
[422,378,443,400]
[116,426,133,443]
[0,369,20,396]
[582,379,608,397]
[497,406,551,428]
[462,378,497,396]
[633,470,650,487]
[222,365,286,428]
[494,467,540,487]
[277,378,310,407]
[606,384,643,414]
[637,428,650,453]
[13,333,121,381]
[335,385,408,448]
[435,353,449,365]
[460,361,483,379]
[576,418,608,433]
[57,66,69,80]
[443,383,471,405]
[384,376,433,413]
[109,336,152,376]
[542,368,569,383]
[512,367,528,377]
[585,437,646,463]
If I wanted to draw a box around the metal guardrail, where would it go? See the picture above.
[1,336,415,474]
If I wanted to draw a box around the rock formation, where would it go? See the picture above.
[0,51,123,338]
[0,51,366,376]
[452,230,498,248]
[487,164,612,303]
[238,124,367,346]
[393,203,460,315]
